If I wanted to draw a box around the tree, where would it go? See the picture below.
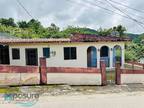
[115,25,126,37]
[97,27,112,36]
[27,19,43,33]
[0,18,17,27]
[46,23,60,38]
[17,21,28,28]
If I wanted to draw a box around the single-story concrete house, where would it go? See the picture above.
[0,34,130,69]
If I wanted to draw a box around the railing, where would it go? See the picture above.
[100,57,109,67]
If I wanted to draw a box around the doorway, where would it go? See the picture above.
[0,45,10,64]
[87,46,97,67]
[100,46,109,67]
[25,48,38,66]
[113,45,122,67]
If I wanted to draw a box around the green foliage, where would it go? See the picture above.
[97,27,112,36]
[0,18,16,27]
[0,18,143,61]
[97,25,126,37]
[0,18,128,39]
[125,42,144,61]
[17,21,28,28]
[115,25,126,37]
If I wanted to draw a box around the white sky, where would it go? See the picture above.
[0,0,144,34]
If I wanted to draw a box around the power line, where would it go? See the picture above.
[67,0,130,19]
[94,0,144,20]
[16,0,34,19]
[87,0,144,26]
[66,0,144,30]
[108,0,144,14]
[104,0,144,29]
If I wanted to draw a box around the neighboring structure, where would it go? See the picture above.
[139,58,144,64]
[0,32,19,39]
[0,34,130,69]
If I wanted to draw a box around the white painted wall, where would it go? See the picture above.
[121,74,144,84]
[47,73,101,85]
[9,42,125,68]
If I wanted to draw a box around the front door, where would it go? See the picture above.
[0,45,10,64]
[25,48,38,66]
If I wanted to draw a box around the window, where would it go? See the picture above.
[43,48,50,58]
[64,47,77,60]
[12,48,20,60]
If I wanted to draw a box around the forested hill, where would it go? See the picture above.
[0,18,130,39]
[0,18,143,42]
[0,18,144,62]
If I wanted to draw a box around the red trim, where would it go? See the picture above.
[47,67,100,73]
[115,63,121,85]
[0,65,39,73]
[100,61,107,86]
[127,61,144,67]
[121,69,144,74]
[40,57,47,84]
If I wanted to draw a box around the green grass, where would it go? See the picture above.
[0,87,20,93]
[106,70,115,81]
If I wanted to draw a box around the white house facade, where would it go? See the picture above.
[0,34,130,69]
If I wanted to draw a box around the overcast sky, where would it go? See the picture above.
[0,0,144,34]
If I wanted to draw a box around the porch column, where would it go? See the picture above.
[110,47,113,68]
[121,48,125,68]
[97,48,100,68]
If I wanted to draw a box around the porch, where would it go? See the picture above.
[87,45,125,69]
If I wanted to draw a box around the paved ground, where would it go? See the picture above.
[0,84,144,108]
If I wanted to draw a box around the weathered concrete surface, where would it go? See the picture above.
[0,84,144,108]
[0,91,144,108]
[0,73,40,85]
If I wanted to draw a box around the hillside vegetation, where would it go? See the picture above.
[0,18,143,62]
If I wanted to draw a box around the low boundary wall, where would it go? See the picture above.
[0,58,107,86]
[47,67,102,85]
[0,65,40,85]
[116,63,144,84]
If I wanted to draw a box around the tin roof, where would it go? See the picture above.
[0,33,131,44]
[0,38,70,44]
[70,34,131,42]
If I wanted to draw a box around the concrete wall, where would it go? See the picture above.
[0,73,40,85]
[47,73,101,85]
[9,42,125,68]
[121,74,144,84]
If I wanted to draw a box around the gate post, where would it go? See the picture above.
[115,62,121,85]
[40,57,47,84]
[100,60,107,86]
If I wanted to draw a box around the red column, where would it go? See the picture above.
[40,57,47,84]
[100,61,107,86]
[115,63,121,85]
